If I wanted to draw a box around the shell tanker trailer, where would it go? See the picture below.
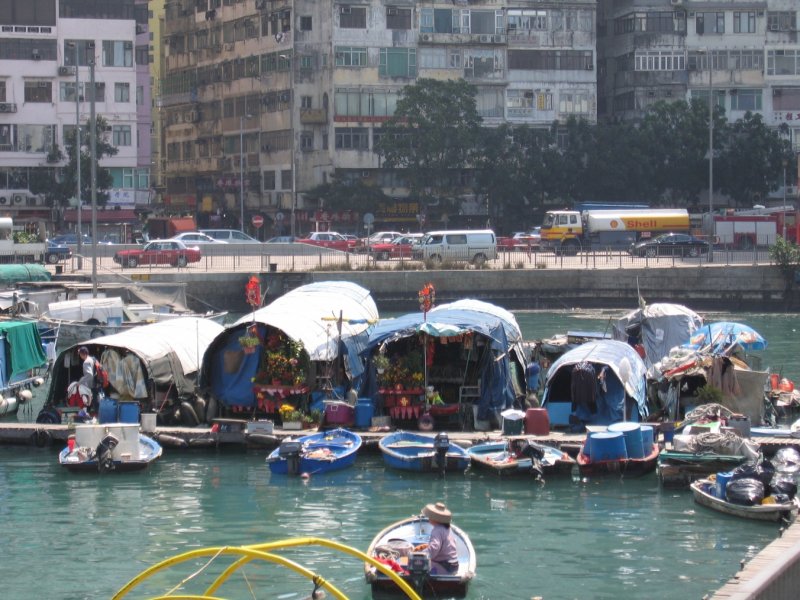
[539,208,691,255]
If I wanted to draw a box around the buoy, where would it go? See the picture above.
[0,396,7,414]
[246,433,279,447]
[780,379,795,393]
[156,433,189,448]
[33,377,44,387]
[179,401,200,427]
[206,395,218,422]
[301,472,311,480]
[17,389,33,404]
[1,395,17,415]
[193,396,207,424]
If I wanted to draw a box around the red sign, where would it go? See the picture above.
[251,215,264,228]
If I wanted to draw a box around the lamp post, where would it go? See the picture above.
[707,48,714,226]
[68,42,83,269]
[88,41,97,297]
[783,158,788,239]
[239,114,253,232]
[279,53,295,239]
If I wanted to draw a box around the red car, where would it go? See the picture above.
[370,234,423,260]
[498,230,542,252]
[113,239,202,268]
[297,232,357,252]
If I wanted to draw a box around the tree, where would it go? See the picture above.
[304,178,391,214]
[717,114,793,207]
[29,116,119,209]
[376,78,482,213]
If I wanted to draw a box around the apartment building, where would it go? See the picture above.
[0,0,149,236]
[160,1,597,233]
[599,1,800,155]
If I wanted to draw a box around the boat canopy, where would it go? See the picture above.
[613,303,703,371]
[0,320,47,388]
[683,321,766,354]
[362,299,525,418]
[542,339,648,423]
[202,281,378,408]
[48,317,223,403]
[0,264,50,286]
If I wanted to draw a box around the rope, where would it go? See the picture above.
[685,403,734,423]
[684,430,743,454]
[164,546,228,596]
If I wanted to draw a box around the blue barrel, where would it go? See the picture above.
[354,399,374,429]
[98,398,118,424]
[588,432,628,461]
[118,401,140,424]
[640,425,654,454]
[608,422,644,459]
[716,471,734,500]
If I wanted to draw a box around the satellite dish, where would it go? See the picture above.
[363,213,375,225]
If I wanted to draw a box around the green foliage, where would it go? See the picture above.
[12,231,41,244]
[769,237,800,291]
[695,385,725,404]
[304,178,391,213]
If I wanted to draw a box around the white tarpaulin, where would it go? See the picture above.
[233,281,378,361]
[47,297,125,322]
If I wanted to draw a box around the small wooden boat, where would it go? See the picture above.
[467,438,575,478]
[378,431,470,474]
[690,478,800,522]
[577,442,659,477]
[657,449,748,487]
[365,515,476,598]
[267,427,362,475]
[59,423,162,473]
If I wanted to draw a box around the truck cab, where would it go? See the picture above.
[540,211,583,254]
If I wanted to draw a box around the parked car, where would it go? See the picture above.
[169,232,227,245]
[45,240,72,264]
[370,234,424,260]
[113,239,202,268]
[49,233,93,246]
[629,233,711,258]
[265,236,297,243]
[355,231,404,252]
[497,229,542,252]
[200,229,261,243]
[413,229,498,265]
[296,231,357,252]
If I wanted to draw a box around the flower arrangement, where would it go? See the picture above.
[279,403,303,423]
[253,330,308,385]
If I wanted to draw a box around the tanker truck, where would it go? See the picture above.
[540,208,690,255]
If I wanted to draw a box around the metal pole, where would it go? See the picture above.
[708,50,714,224]
[89,44,97,298]
[240,115,244,231]
[783,161,787,239]
[289,55,295,239]
[73,43,83,269]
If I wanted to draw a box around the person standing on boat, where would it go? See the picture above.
[414,502,459,574]
[78,346,98,411]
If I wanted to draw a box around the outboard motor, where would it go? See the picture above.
[511,438,546,481]
[95,434,119,473]
[433,432,450,476]
[408,551,431,592]
[278,439,304,475]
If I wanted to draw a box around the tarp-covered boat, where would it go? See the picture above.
[200,281,378,416]
[541,340,648,430]
[691,477,799,522]
[38,317,223,425]
[0,320,49,416]
[379,431,470,474]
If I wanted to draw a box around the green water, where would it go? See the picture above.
[1,309,796,599]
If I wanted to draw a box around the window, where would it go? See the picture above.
[135,45,149,66]
[300,16,312,31]
[635,51,685,72]
[335,127,369,150]
[508,50,593,71]
[300,131,313,151]
[301,95,312,109]
[338,6,367,29]
[102,40,134,67]
[475,87,503,118]
[263,170,276,190]
[558,91,591,115]
[696,12,724,35]
[300,55,313,70]
[280,169,292,190]
[733,12,756,33]
[767,50,800,76]
[730,88,762,111]
[691,89,726,109]
[773,88,800,111]
[322,133,328,150]
[113,125,132,146]
[115,82,130,102]
[261,130,291,152]
[0,81,5,102]
[386,7,412,30]
[379,48,416,78]
[419,48,447,69]
[24,80,51,103]
[63,40,94,66]
[335,46,367,67]
[767,12,795,32]
[136,85,144,105]
[334,88,400,117]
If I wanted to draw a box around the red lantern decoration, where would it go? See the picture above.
[418,283,435,317]
[245,275,261,309]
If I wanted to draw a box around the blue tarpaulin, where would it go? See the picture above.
[360,300,525,420]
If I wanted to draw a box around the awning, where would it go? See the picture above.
[63,208,140,224]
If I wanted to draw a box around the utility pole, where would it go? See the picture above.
[70,42,83,269]
[89,42,97,298]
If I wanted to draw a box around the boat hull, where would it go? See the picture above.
[378,431,470,473]
[577,444,659,477]
[467,440,575,477]
[58,433,162,473]
[690,478,799,522]
[657,450,748,487]
[267,428,362,475]
[365,515,476,598]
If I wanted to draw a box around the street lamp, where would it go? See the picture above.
[279,53,295,239]
[707,48,714,225]
[67,41,83,269]
[783,158,788,239]
[88,41,97,297]
[240,113,253,231]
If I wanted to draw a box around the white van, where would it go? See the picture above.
[200,229,261,243]
[414,229,497,265]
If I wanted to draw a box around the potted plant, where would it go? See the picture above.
[279,403,305,429]
[373,353,390,374]
[239,334,261,354]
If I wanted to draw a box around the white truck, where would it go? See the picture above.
[0,217,47,263]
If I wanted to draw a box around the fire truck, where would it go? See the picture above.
[540,208,690,255]
[708,207,799,249]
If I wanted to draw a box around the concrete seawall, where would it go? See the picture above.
[111,263,796,314]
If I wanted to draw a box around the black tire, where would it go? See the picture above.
[46,253,60,264]
[126,257,138,268]
[429,254,442,264]
[472,253,487,267]
[206,394,218,422]
[36,407,61,424]
[688,246,700,258]
[645,247,657,258]
[176,255,188,268]
[562,241,580,257]
[193,396,207,424]
[90,328,105,338]
[179,401,200,427]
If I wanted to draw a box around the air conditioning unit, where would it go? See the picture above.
[26,196,38,206]
[13,194,26,205]
[340,6,351,14]
[729,88,738,95]
[0,196,7,205]
[670,0,682,5]
[770,24,779,31]
[38,81,48,88]
[479,35,491,43]
[361,170,370,178]
[421,33,432,42]
[136,24,145,34]
[586,63,594,70]
[58,66,76,76]
[387,8,398,16]
[492,35,505,43]
[773,89,782,97]
[32,49,41,60]
[0,103,17,113]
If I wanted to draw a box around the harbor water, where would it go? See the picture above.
[1,309,798,599]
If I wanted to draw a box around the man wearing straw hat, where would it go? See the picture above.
[414,502,459,574]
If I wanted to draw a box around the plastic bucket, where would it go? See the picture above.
[524,408,550,435]
[118,401,140,424]
[661,422,675,443]
[640,425,654,453]
[608,422,644,459]
[587,431,628,461]
[141,412,157,433]
[354,399,374,429]
[716,471,734,500]
[98,398,118,424]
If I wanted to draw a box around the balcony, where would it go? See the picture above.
[300,108,327,124]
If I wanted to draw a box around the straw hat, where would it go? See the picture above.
[422,502,452,524]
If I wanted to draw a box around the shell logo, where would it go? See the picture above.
[610,220,619,229]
